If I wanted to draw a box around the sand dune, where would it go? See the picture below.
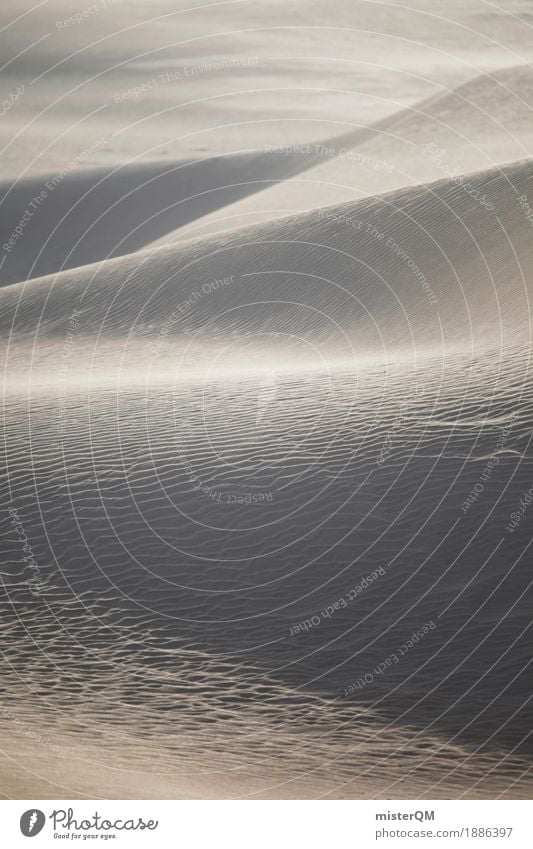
[3,156,532,375]
[2,3,533,801]
[149,64,533,244]
[4,65,531,291]
[0,147,328,287]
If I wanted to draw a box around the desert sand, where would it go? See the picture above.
[1,0,533,799]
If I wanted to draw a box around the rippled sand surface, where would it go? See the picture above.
[1,0,533,799]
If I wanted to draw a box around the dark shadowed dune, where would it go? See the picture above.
[152,64,533,243]
[0,149,325,287]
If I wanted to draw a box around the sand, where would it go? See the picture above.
[1,0,533,800]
